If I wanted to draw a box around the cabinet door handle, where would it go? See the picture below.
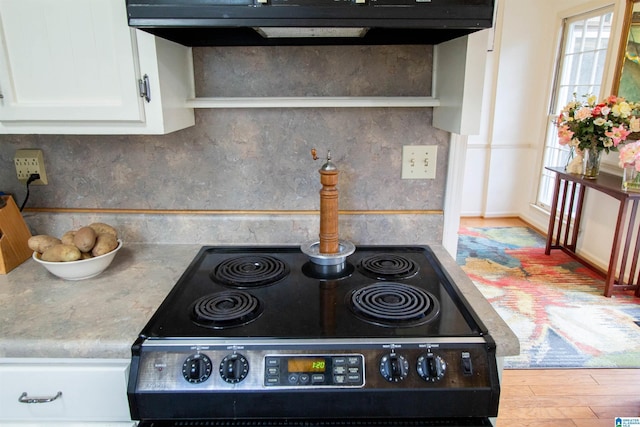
[18,391,62,404]
[138,74,151,103]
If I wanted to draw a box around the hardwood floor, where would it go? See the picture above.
[459,216,531,229]
[459,217,640,426]
[498,369,640,426]
[459,216,548,235]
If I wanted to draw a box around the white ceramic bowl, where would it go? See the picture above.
[33,240,123,281]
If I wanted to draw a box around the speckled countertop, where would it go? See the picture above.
[0,244,519,360]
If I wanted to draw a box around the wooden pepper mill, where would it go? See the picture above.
[318,151,340,254]
[302,149,354,267]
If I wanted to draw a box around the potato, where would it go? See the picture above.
[61,230,76,246]
[41,244,81,262]
[88,223,117,239]
[80,251,94,260]
[28,235,62,254]
[92,233,118,257]
[73,226,97,252]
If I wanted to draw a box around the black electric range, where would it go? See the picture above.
[127,245,500,426]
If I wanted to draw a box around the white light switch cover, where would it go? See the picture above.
[401,145,437,179]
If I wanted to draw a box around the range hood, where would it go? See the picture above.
[126,0,495,46]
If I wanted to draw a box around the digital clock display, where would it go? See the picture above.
[287,358,326,373]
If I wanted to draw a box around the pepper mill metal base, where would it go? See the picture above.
[300,240,355,266]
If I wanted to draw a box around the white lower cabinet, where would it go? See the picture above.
[0,358,134,426]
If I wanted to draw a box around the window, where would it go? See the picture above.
[537,8,614,209]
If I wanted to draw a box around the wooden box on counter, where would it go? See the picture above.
[0,195,32,274]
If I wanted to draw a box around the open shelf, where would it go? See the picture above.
[185,96,440,109]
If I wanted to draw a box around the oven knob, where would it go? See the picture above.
[220,353,250,383]
[417,353,446,382]
[182,354,212,384]
[379,353,409,382]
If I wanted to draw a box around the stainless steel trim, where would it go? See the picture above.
[301,239,355,266]
[140,337,488,348]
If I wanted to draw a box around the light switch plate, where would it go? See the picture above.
[401,145,437,179]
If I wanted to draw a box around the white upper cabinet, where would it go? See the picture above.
[0,0,194,134]
[433,30,489,136]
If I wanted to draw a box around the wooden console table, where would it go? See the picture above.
[545,167,640,297]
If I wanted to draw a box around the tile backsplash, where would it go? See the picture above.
[0,45,449,246]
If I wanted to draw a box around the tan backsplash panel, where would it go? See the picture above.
[194,45,432,97]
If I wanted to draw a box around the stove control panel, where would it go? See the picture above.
[264,354,364,387]
[134,339,495,392]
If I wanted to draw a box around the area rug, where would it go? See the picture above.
[456,226,640,369]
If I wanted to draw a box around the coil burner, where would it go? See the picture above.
[191,290,264,329]
[357,254,419,280]
[349,282,440,327]
[210,255,289,288]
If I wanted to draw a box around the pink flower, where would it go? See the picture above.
[605,126,631,146]
[618,141,640,168]
[557,125,574,145]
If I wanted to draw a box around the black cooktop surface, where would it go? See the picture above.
[139,246,484,339]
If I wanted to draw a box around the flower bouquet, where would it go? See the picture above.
[556,94,640,176]
[619,141,640,192]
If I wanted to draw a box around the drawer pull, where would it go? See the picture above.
[18,391,62,404]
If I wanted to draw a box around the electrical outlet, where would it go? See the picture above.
[401,145,437,179]
[14,149,48,185]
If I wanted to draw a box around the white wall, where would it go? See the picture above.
[462,0,630,271]
[463,0,558,218]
